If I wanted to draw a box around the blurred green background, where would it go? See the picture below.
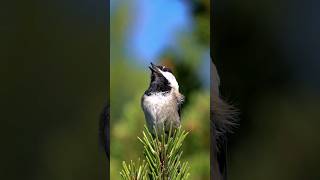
[110,0,210,179]
[213,0,320,180]
[1,0,108,179]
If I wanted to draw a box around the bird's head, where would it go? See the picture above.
[148,62,179,92]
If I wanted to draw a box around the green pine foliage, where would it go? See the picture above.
[120,159,149,180]
[120,125,190,180]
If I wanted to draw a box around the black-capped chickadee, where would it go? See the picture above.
[141,62,184,135]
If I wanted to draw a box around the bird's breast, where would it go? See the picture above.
[142,93,178,122]
[142,94,172,112]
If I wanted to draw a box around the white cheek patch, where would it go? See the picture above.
[160,70,179,90]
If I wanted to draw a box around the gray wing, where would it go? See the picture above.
[99,103,109,160]
[212,61,220,96]
[211,60,237,180]
[177,94,184,118]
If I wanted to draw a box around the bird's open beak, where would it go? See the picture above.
[149,62,160,73]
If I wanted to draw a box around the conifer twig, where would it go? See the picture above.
[120,124,190,180]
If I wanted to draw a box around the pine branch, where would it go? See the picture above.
[120,124,190,180]
[120,159,149,180]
